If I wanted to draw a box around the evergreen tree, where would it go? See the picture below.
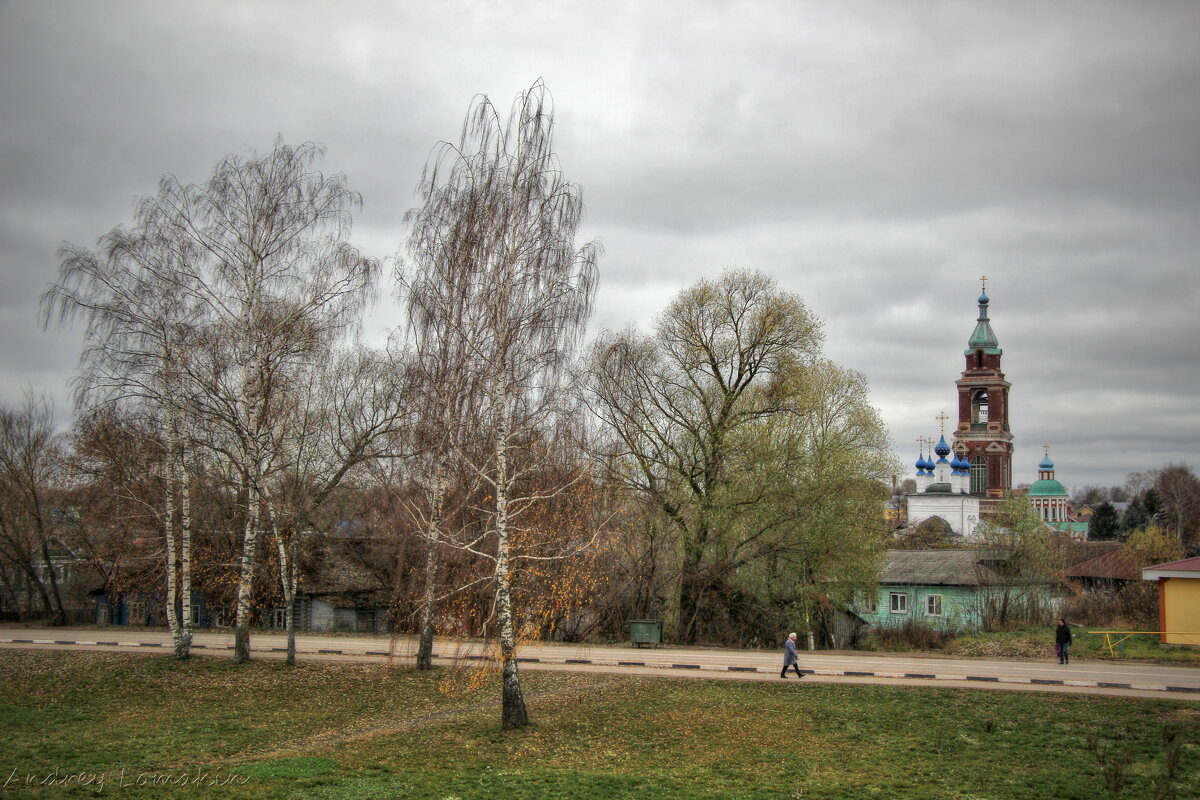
[1122,495,1147,536]
[1089,501,1120,540]
[1143,488,1163,522]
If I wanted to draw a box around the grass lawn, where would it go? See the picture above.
[0,649,1197,799]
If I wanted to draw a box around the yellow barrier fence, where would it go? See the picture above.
[1087,631,1200,656]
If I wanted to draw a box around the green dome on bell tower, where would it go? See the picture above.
[965,287,1002,356]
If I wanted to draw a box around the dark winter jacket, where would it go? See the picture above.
[1055,623,1073,646]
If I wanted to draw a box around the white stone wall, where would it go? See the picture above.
[906,492,982,539]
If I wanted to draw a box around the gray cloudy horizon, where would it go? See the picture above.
[2,0,1197,493]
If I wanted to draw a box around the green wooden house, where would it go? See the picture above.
[855,549,1052,632]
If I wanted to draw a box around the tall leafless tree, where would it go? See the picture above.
[1155,463,1200,547]
[154,140,379,663]
[43,212,205,655]
[404,81,599,728]
[264,345,407,664]
[49,140,379,662]
[0,395,68,625]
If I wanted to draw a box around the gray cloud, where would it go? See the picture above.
[2,0,1197,491]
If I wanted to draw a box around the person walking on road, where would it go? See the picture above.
[781,632,804,679]
[1055,618,1073,665]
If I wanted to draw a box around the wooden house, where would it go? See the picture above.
[855,549,1053,632]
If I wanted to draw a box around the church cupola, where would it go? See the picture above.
[966,290,1001,358]
[1038,452,1055,480]
[915,438,934,491]
[1029,445,1074,526]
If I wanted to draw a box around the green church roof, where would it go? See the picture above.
[964,291,1003,355]
[1028,478,1067,497]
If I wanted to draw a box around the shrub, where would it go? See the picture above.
[860,618,961,651]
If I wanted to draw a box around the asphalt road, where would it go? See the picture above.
[3,627,1198,700]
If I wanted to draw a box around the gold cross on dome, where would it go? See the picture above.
[1043,443,1051,458]
[980,274,988,292]
[935,410,949,434]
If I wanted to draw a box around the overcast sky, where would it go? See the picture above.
[2,1,1197,492]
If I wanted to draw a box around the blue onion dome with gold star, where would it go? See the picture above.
[934,435,951,461]
[965,289,1003,356]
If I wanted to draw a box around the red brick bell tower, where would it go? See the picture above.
[955,277,1013,507]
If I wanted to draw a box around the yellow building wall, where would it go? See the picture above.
[1163,578,1200,646]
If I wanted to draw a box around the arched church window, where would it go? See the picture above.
[969,456,987,494]
[972,390,989,424]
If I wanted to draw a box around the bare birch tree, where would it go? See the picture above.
[51,140,379,662]
[43,209,205,656]
[404,81,599,728]
[399,217,485,671]
[167,140,379,663]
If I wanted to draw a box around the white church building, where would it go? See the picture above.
[905,433,983,540]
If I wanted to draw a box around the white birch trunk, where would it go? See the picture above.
[416,464,445,671]
[270,508,299,666]
[178,435,193,656]
[286,546,297,664]
[233,477,261,663]
[233,296,263,663]
[493,386,528,729]
[161,407,182,655]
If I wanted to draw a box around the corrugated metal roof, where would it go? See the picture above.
[1143,555,1200,573]
[1066,547,1140,581]
[880,549,1006,587]
[1063,540,1121,566]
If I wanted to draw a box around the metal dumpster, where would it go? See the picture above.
[629,619,664,647]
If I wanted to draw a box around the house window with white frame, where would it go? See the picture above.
[889,592,909,614]
[925,594,943,617]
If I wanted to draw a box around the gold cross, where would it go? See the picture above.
[1043,443,1051,458]
[980,274,988,293]
[935,410,949,434]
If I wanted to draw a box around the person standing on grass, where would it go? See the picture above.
[781,632,804,679]
[1055,618,1073,664]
